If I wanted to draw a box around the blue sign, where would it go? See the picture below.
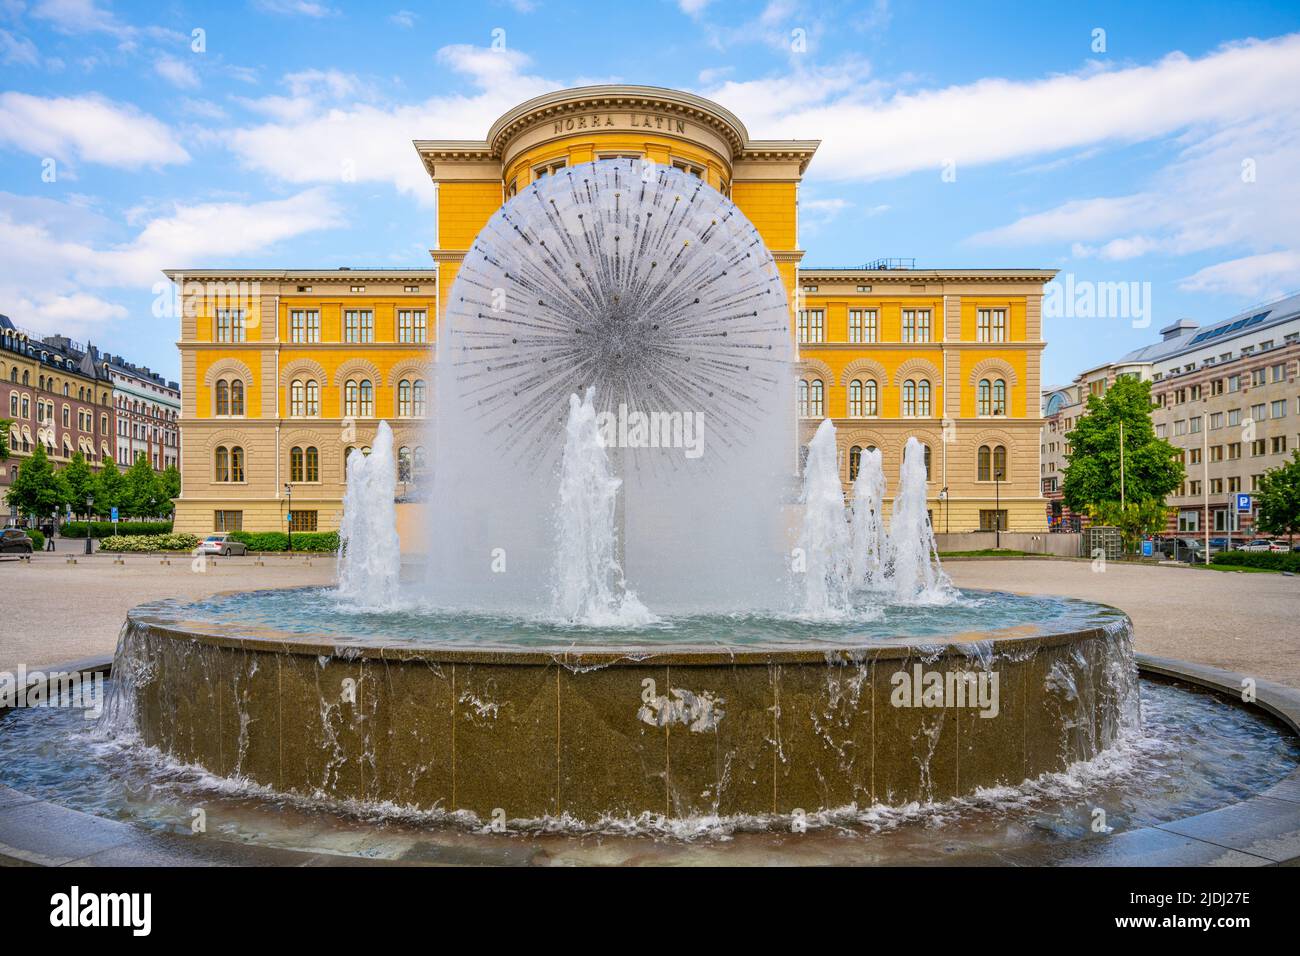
[110,507,119,522]
[286,512,292,522]
[1236,493,1252,513]
[1141,540,1154,557]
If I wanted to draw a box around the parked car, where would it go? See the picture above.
[1239,539,1276,552]
[197,533,247,557]
[1209,537,1231,552]
[0,528,34,554]
[1170,537,1205,562]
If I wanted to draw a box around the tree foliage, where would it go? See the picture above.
[1256,450,1300,542]
[1062,376,1184,519]
[94,455,126,516]
[122,454,166,518]
[6,444,67,519]
[61,451,96,509]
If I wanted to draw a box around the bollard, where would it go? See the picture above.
[65,557,77,565]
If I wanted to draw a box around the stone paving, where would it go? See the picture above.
[1,551,1296,687]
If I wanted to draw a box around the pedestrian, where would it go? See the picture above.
[44,520,56,551]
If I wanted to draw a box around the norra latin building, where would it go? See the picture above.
[169,85,1053,540]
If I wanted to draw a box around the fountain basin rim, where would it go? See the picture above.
[123,586,1133,667]
[3,653,1300,867]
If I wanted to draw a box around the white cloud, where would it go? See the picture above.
[0,28,39,66]
[388,9,416,29]
[1179,252,1300,300]
[0,92,190,168]
[31,0,129,37]
[0,189,345,335]
[678,0,712,16]
[224,44,558,204]
[254,0,337,17]
[155,54,199,89]
[703,34,1300,182]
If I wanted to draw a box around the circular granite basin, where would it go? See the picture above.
[105,589,1140,822]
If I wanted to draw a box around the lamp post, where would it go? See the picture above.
[84,495,93,555]
[939,486,949,535]
[994,469,1003,550]
[284,483,293,553]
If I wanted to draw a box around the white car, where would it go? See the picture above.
[198,533,247,556]
[1238,539,1275,552]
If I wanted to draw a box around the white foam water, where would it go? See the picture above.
[886,436,956,605]
[337,421,402,609]
[848,446,887,591]
[797,419,852,617]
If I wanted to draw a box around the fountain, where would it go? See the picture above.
[91,160,1147,823]
[337,421,402,609]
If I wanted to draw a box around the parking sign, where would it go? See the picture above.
[111,506,118,522]
[1236,493,1252,513]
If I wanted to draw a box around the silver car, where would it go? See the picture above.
[198,533,247,556]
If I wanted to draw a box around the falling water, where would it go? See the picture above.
[798,419,852,617]
[337,420,402,609]
[887,436,955,605]
[848,446,887,591]
[551,388,654,627]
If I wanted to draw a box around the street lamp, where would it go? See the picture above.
[939,486,949,536]
[284,483,293,553]
[84,495,93,555]
[994,469,1004,550]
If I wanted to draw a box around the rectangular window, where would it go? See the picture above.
[902,309,932,343]
[1272,435,1288,454]
[1228,375,1240,392]
[344,310,374,344]
[978,510,1007,532]
[290,310,320,343]
[1178,511,1199,532]
[1273,363,1288,383]
[398,309,427,344]
[1228,408,1242,426]
[1252,403,1267,421]
[289,510,318,532]
[216,309,246,343]
[797,309,825,344]
[214,510,243,532]
[976,308,1007,343]
[848,309,878,344]
[1271,399,1287,419]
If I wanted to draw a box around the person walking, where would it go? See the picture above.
[44,520,56,551]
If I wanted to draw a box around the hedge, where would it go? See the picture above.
[101,533,200,553]
[60,520,173,539]
[227,530,339,553]
[1211,550,1300,572]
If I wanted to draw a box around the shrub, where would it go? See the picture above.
[61,520,173,539]
[27,529,44,551]
[1211,550,1300,572]
[227,530,339,552]
[100,533,200,553]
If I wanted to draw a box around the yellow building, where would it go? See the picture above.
[172,85,1052,535]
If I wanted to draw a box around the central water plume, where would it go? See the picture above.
[848,446,887,591]
[337,421,402,608]
[551,387,653,626]
[798,419,852,617]
[887,436,955,604]
[427,159,795,613]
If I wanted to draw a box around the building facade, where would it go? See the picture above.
[1044,294,1300,541]
[1,317,114,519]
[104,354,180,471]
[168,270,436,536]
[173,85,1052,535]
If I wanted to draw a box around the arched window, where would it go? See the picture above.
[216,380,229,415]
[345,379,374,417]
[414,446,427,477]
[398,445,412,482]
[230,446,244,482]
[863,379,878,416]
[230,380,244,416]
[848,380,862,417]
[978,379,991,416]
[902,379,916,416]
[359,380,373,417]
[290,446,304,482]
[305,446,319,482]
[215,446,229,482]
[992,379,1007,416]
[413,379,426,417]
[290,380,307,416]
[849,445,863,481]
[398,379,413,417]
[797,379,809,417]
[809,379,824,417]
[978,444,1007,481]
[923,443,932,481]
[917,380,931,417]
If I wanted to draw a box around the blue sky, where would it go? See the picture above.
[2,0,1299,386]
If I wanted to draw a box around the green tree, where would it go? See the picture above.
[94,454,126,517]
[123,454,165,518]
[1256,450,1300,544]
[7,443,68,521]
[159,463,181,510]
[0,417,10,461]
[1062,376,1184,550]
[61,451,97,513]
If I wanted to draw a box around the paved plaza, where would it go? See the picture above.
[2,551,1296,687]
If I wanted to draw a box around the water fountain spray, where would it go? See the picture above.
[848,446,887,591]
[337,421,402,608]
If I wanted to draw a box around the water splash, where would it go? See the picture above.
[798,419,852,617]
[848,446,887,591]
[551,388,654,627]
[337,421,402,609]
[886,437,955,605]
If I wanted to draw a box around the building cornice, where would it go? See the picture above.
[799,268,1060,282]
[163,269,438,282]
